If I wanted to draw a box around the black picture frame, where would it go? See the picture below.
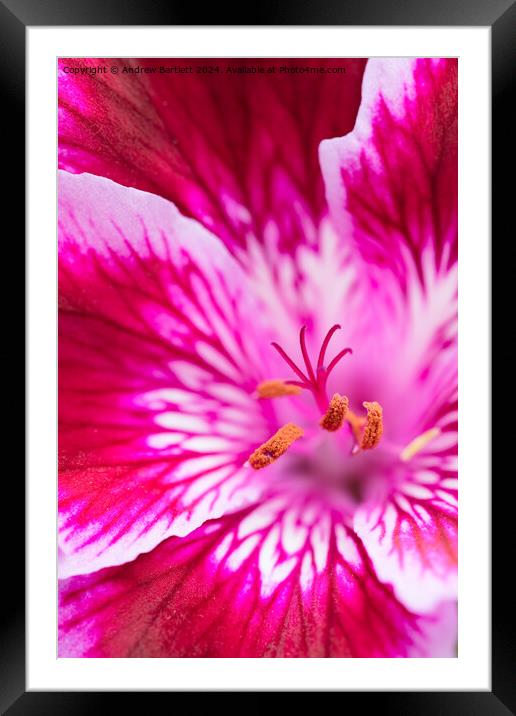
[5,0,510,710]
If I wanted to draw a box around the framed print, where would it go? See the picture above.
[6,0,510,709]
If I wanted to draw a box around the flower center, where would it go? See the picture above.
[248,325,384,469]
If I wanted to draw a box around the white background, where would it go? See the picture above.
[27,26,490,691]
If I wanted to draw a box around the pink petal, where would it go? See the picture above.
[354,394,458,612]
[59,58,366,255]
[320,58,457,288]
[59,171,276,577]
[408,600,457,657]
[59,494,448,658]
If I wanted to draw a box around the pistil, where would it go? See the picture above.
[271,324,352,414]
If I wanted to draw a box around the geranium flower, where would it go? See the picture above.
[58,58,458,657]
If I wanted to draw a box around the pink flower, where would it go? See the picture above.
[58,58,458,657]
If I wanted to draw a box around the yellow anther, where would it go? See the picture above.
[400,427,441,462]
[256,379,303,399]
[248,423,304,470]
[320,393,349,432]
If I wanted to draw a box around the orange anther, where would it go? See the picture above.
[248,423,304,470]
[346,401,383,452]
[256,379,302,399]
[319,393,349,432]
[360,401,383,450]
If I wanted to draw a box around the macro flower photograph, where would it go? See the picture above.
[58,57,458,658]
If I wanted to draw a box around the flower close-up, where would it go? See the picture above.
[58,57,458,657]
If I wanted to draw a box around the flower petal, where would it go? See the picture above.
[320,58,457,288]
[59,494,449,658]
[354,393,458,612]
[408,600,457,657]
[59,171,276,577]
[59,58,366,256]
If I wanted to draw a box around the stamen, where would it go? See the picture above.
[320,393,349,432]
[256,379,303,399]
[400,427,441,462]
[360,402,383,450]
[346,401,383,452]
[248,423,304,470]
[346,410,365,444]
